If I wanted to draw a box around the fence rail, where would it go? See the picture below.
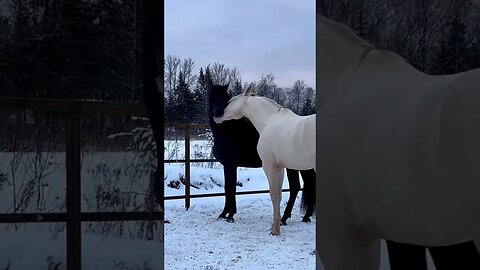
[0,97,295,269]
[0,97,160,270]
[162,122,298,208]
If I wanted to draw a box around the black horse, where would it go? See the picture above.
[208,83,315,224]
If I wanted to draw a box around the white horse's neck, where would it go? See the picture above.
[316,16,373,89]
[242,97,282,134]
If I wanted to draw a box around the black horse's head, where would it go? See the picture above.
[208,83,231,119]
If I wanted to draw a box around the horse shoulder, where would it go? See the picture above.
[256,128,277,161]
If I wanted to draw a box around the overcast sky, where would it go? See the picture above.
[165,0,315,88]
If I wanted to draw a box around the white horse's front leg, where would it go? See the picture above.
[263,162,284,235]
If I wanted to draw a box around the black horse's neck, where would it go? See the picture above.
[207,84,231,134]
[207,97,220,135]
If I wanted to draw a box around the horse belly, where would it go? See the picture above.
[258,125,314,170]
[371,185,474,246]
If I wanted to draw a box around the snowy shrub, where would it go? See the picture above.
[167,179,181,189]
[80,116,163,240]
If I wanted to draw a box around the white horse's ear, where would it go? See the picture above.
[244,85,254,96]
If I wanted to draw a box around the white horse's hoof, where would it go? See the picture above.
[270,230,281,236]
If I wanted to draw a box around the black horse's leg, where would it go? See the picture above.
[428,241,480,270]
[300,169,316,223]
[219,165,237,223]
[387,239,480,269]
[281,169,300,225]
[218,166,230,219]
[386,240,428,270]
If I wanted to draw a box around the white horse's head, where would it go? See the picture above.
[213,85,254,124]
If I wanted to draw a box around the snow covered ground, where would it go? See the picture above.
[0,138,437,269]
[0,150,162,269]
[164,181,436,270]
[164,140,318,269]
[163,140,437,270]
[0,223,163,270]
[165,194,315,270]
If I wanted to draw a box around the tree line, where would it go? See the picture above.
[2,0,480,148]
[0,0,143,151]
[0,0,143,101]
[163,55,316,124]
[318,0,480,75]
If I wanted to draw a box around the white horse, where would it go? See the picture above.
[214,87,315,235]
[316,15,480,269]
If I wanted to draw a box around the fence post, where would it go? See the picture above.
[184,124,191,210]
[65,108,81,270]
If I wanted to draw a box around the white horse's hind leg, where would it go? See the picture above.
[263,162,284,235]
[317,218,380,270]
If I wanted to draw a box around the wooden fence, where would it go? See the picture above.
[0,97,162,270]
[0,97,295,269]
[163,122,297,209]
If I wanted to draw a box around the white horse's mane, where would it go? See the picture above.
[229,94,283,110]
[260,96,283,109]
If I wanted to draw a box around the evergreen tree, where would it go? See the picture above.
[173,71,195,123]
[193,67,208,124]
[205,66,213,88]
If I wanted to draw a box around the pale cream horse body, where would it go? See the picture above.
[316,15,480,269]
[214,87,315,235]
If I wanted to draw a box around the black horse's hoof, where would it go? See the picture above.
[280,220,287,226]
[302,216,312,223]
[218,214,227,220]
[226,217,235,223]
